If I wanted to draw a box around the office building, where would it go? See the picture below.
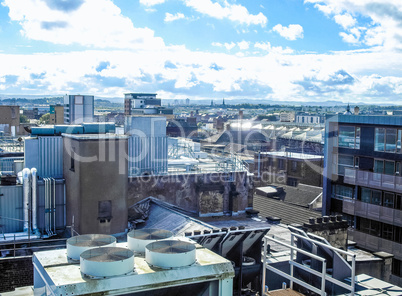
[64,95,94,124]
[323,114,402,285]
[49,105,64,124]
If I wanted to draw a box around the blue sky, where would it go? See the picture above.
[0,0,402,103]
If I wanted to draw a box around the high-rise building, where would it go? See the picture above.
[323,114,402,285]
[124,93,161,115]
[64,95,94,124]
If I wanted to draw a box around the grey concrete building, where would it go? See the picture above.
[63,133,128,235]
[64,95,94,124]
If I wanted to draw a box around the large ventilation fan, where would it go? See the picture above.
[67,234,116,260]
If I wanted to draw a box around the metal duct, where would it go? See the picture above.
[31,168,38,233]
[22,168,31,232]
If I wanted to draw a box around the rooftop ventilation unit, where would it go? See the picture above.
[145,240,196,269]
[67,234,116,260]
[80,247,134,278]
[127,228,173,253]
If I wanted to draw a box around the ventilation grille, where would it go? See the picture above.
[67,234,116,260]
[145,240,196,269]
[127,228,173,253]
[80,247,134,277]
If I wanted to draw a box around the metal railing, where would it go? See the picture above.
[0,236,67,258]
[262,229,356,295]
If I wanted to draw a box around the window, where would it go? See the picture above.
[360,187,371,203]
[338,126,360,149]
[375,128,398,152]
[98,200,112,223]
[359,187,381,205]
[358,217,380,236]
[70,148,75,171]
[278,159,284,170]
[374,159,395,175]
[291,161,298,172]
[332,185,354,200]
[392,259,402,277]
[382,223,394,241]
[384,192,395,208]
[338,154,354,175]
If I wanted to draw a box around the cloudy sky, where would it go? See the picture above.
[1,0,402,104]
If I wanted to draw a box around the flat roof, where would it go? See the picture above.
[260,151,323,160]
[62,133,129,140]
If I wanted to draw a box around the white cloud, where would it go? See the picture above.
[305,0,402,50]
[339,32,359,44]
[183,0,267,27]
[334,13,356,29]
[254,42,294,54]
[254,41,271,51]
[139,0,166,6]
[237,40,249,50]
[164,12,185,22]
[3,0,164,49]
[212,41,236,50]
[273,24,304,40]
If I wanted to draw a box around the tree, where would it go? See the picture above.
[39,113,51,124]
[20,114,29,123]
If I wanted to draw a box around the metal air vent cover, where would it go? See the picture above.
[145,240,196,268]
[80,247,134,277]
[127,228,173,253]
[67,234,116,260]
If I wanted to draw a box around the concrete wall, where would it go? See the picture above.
[128,171,252,216]
[0,256,33,293]
[63,135,128,235]
[255,154,323,187]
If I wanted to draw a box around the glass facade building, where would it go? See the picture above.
[323,115,402,284]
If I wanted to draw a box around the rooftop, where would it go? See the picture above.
[259,151,323,160]
[30,238,234,296]
[253,193,322,225]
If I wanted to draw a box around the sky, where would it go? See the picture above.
[1,0,402,104]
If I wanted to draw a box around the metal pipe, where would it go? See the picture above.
[44,178,47,236]
[22,168,31,232]
[262,239,267,294]
[48,178,53,236]
[52,178,56,234]
[64,181,66,229]
[30,168,38,233]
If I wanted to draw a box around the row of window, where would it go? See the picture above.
[338,126,402,153]
[336,154,401,176]
[356,217,401,242]
[332,184,402,210]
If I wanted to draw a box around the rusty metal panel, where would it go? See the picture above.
[0,185,23,233]
[38,136,63,178]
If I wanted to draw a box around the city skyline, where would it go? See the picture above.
[0,0,402,104]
